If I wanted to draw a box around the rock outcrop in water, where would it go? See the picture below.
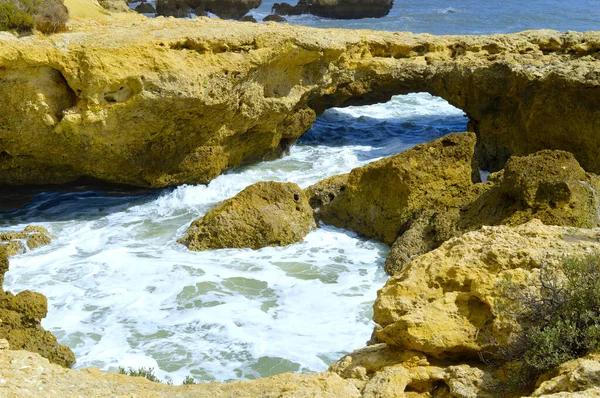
[0,246,75,368]
[0,225,55,257]
[0,11,599,187]
[306,133,600,274]
[179,181,316,250]
[156,0,261,19]
[310,0,393,19]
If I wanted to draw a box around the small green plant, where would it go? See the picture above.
[118,366,199,386]
[489,253,600,392]
[182,374,197,385]
[118,366,172,385]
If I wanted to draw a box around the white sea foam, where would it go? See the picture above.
[3,94,465,384]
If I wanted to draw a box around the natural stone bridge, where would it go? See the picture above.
[1,14,599,187]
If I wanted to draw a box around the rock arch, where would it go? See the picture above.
[0,18,598,187]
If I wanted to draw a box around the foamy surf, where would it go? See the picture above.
[2,94,466,384]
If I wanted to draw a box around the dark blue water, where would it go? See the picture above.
[252,0,600,34]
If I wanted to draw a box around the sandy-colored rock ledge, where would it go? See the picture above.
[0,13,599,187]
[0,348,360,398]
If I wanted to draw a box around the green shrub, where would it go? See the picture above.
[182,375,197,385]
[491,253,600,391]
[117,366,200,386]
[0,0,68,34]
[0,1,35,32]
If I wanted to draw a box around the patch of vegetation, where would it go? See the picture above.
[118,366,173,385]
[182,375,197,385]
[118,366,198,385]
[0,0,68,34]
[488,253,600,393]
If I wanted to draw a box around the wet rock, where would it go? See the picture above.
[134,2,156,13]
[240,15,257,22]
[272,0,310,16]
[263,14,287,22]
[0,225,55,257]
[310,0,393,19]
[374,220,600,359]
[179,181,316,251]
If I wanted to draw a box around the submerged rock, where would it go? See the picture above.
[179,181,316,251]
[0,225,55,257]
[310,0,393,19]
[374,220,600,360]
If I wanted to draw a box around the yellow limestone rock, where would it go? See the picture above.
[0,225,55,258]
[373,220,600,359]
[179,181,316,250]
[0,246,75,368]
[0,348,360,397]
[0,17,599,187]
[331,343,501,397]
[307,141,600,275]
[530,354,600,397]
[306,132,480,245]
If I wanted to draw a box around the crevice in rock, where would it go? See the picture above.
[53,69,78,122]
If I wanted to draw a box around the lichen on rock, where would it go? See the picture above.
[179,181,316,251]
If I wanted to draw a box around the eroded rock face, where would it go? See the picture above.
[179,181,316,250]
[531,354,600,396]
[0,16,599,187]
[374,220,600,360]
[311,0,393,19]
[307,140,600,274]
[331,343,501,397]
[306,132,480,245]
[0,246,75,368]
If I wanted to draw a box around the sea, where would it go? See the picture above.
[0,0,597,384]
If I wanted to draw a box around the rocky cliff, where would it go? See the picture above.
[0,13,599,187]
